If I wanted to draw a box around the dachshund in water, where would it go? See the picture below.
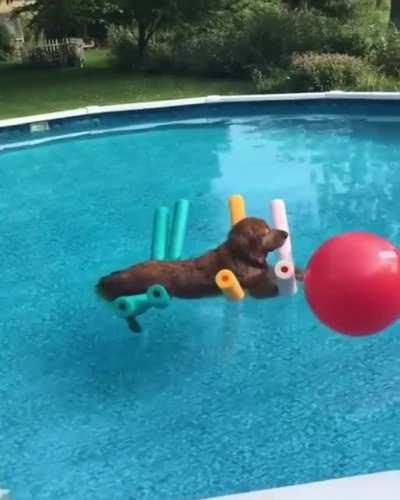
[97,217,304,332]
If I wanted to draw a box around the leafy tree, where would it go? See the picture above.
[13,0,119,39]
[0,23,13,60]
[9,0,223,56]
[117,0,224,60]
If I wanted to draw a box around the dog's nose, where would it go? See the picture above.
[281,230,288,239]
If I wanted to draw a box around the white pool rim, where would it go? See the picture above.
[1,90,400,130]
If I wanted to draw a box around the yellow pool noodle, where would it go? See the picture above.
[229,194,246,227]
[215,269,245,301]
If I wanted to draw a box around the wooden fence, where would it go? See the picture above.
[26,38,87,68]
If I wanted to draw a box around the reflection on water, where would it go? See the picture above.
[214,115,400,265]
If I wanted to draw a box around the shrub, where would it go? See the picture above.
[0,23,13,61]
[372,27,400,77]
[108,2,379,81]
[171,27,249,77]
[251,66,292,93]
[253,62,397,94]
[287,52,369,91]
[108,25,139,70]
[172,30,220,76]
[168,5,374,78]
[105,14,251,77]
[241,5,374,68]
[285,0,373,19]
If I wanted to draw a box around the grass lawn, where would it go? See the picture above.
[0,49,253,120]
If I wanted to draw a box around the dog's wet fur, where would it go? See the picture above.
[97,217,304,308]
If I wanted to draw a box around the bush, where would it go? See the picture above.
[372,27,400,77]
[108,2,380,83]
[108,25,184,73]
[171,26,249,77]
[108,25,139,70]
[0,23,13,61]
[108,18,251,77]
[287,52,369,91]
[251,65,292,92]
[168,5,375,78]
[285,0,373,18]
[243,5,374,67]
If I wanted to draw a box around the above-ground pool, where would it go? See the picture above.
[1,97,400,499]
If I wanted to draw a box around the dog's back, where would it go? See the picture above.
[97,247,224,300]
[97,217,289,301]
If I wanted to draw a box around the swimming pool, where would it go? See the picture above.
[1,97,400,499]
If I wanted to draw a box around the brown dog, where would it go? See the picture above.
[97,217,303,306]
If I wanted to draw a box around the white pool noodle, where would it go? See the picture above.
[270,199,292,261]
[270,199,297,296]
[274,259,297,297]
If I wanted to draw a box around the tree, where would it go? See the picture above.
[0,23,13,60]
[390,0,400,27]
[12,0,119,39]
[117,0,223,61]
[9,0,223,56]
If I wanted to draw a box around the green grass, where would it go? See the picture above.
[0,49,253,120]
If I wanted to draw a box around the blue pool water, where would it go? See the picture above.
[1,103,400,499]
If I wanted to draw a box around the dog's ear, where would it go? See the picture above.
[228,219,251,258]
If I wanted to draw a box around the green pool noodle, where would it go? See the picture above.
[167,199,189,260]
[114,294,151,319]
[113,285,170,320]
[147,284,171,309]
[151,206,170,261]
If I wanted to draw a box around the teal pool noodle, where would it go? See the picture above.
[114,294,151,318]
[167,199,189,260]
[151,206,170,260]
[147,284,171,309]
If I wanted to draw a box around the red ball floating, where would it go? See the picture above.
[304,232,400,336]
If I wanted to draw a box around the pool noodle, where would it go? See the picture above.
[114,294,150,318]
[151,206,170,260]
[114,285,170,319]
[270,199,297,296]
[215,269,245,301]
[147,284,171,309]
[168,199,189,260]
[229,194,246,227]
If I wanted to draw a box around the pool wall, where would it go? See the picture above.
[2,91,400,151]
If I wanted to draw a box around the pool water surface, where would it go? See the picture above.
[1,107,400,499]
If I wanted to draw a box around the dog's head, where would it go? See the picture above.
[227,217,287,266]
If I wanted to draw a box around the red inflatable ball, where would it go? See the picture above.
[304,232,400,336]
